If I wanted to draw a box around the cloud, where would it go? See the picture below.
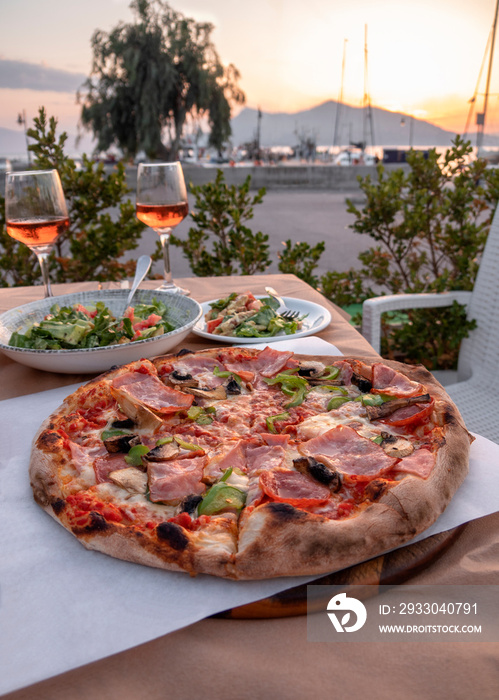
[0,59,86,93]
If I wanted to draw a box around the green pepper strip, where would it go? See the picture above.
[198,468,246,515]
[263,373,309,409]
[320,365,341,381]
[125,444,150,466]
[101,428,130,441]
[213,365,244,387]
[156,436,174,446]
[174,436,202,451]
[266,411,290,433]
[360,393,393,406]
[327,396,351,411]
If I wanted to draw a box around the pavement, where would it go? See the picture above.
[130,189,369,280]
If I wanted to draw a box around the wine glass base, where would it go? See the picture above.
[155,283,191,296]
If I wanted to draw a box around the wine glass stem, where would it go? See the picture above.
[158,230,173,286]
[35,251,53,298]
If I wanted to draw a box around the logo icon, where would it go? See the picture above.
[326,593,367,632]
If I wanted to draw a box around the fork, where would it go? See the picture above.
[264,286,303,322]
[280,309,301,320]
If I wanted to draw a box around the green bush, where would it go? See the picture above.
[320,137,499,369]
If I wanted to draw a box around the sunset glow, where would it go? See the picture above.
[1,0,499,143]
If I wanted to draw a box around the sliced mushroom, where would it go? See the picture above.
[146,442,181,462]
[293,456,342,492]
[104,433,141,454]
[298,361,326,378]
[380,433,414,458]
[108,467,147,494]
[365,394,431,421]
[183,385,227,401]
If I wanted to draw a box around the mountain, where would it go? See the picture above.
[230,100,499,148]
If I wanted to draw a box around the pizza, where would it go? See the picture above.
[29,346,472,580]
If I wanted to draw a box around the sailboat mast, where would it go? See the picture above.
[363,24,375,149]
[477,0,499,150]
[333,38,347,147]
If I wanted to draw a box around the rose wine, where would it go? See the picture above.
[136,202,188,229]
[6,216,69,247]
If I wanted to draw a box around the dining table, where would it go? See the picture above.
[0,273,498,700]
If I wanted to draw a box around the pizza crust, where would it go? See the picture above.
[29,350,472,580]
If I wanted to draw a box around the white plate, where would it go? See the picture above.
[193,296,332,344]
[0,289,203,374]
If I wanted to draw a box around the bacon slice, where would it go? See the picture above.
[300,424,397,478]
[148,455,207,503]
[260,469,330,506]
[372,363,425,398]
[393,449,435,479]
[111,372,194,414]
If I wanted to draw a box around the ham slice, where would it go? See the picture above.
[260,470,330,506]
[172,355,226,388]
[224,346,294,381]
[94,453,129,483]
[244,444,286,474]
[203,439,286,480]
[332,360,354,385]
[372,363,425,398]
[393,448,435,479]
[111,372,194,414]
[300,424,397,478]
[148,455,207,503]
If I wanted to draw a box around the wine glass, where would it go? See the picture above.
[5,169,69,298]
[136,162,190,295]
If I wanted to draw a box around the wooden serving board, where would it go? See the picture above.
[215,525,465,619]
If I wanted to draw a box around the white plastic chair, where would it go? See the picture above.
[362,206,499,443]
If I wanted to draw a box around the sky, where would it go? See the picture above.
[1,0,499,146]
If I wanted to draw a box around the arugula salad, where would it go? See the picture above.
[204,292,304,338]
[9,298,176,350]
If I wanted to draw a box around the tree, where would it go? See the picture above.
[79,0,245,160]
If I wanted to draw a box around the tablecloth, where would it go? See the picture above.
[1,275,497,700]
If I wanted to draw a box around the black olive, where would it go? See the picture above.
[352,373,372,393]
[176,348,194,357]
[180,494,203,515]
[111,418,136,430]
[171,370,193,381]
[226,377,241,394]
